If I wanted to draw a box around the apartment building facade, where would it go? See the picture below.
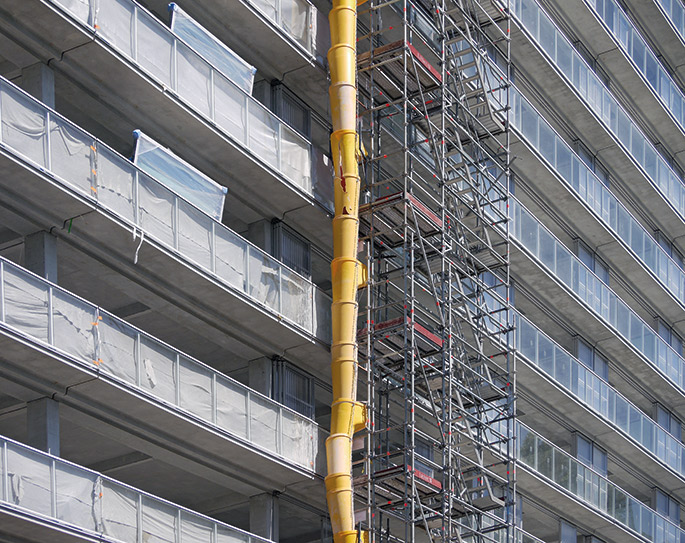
[0,0,682,542]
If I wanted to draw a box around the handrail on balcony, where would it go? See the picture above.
[0,432,274,543]
[0,76,332,343]
[0,255,322,472]
[512,0,685,224]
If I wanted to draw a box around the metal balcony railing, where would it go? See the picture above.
[510,198,685,408]
[585,0,685,133]
[0,433,273,542]
[516,422,684,543]
[512,0,685,223]
[0,256,323,472]
[508,84,685,312]
[48,0,334,210]
[0,77,332,343]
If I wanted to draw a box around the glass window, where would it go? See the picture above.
[577,338,593,369]
[560,520,577,543]
[576,434,593,466]
[593,445,608,476]
[594,352,609,380]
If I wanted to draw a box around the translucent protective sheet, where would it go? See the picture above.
[138,173,175,248]
[96,0,135,58]
[3,266,49,343]
[96,147,136,223]
[142,497,177,543]
[0,85,47,167]
[282,0,310,49]
[136,11,173,86]
[250,395,278,452]
[214,74,248,145]
[51,290,96,362]
[313,288,332,343]
[218,527,250,543]
[281,409,312,468]
[53,0,91,24]
[312,147,334,211]
[281,267,311,329]
[7,444,52,517]
[181,511,214,542]
[49,116,94,196]
[216,376,248,439]
[280,125,311,191]
[215,228,247,291]
[179,356,212,421]
[99,314,138,385]
[252,0,278,22]
[178,200,213,271]
[176,42,212,117]
[249,249,280,310]
[134,130,227,221]
[101,480,138,542]
[55,462,99,532]
[140,337,177,405]
[218,528,250,543]
[248,101,279,169]
[170,5,256,94]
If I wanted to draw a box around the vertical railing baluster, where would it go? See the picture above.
[211,221,216,275]
[211,373,217,425]
[50,458,57,518]
[136,332,142,387]
[244,95,250,147]
[1,441,7,503]
[174,197,179,251]
[137,493,143,543]
[0,260,5,323]
[45,111,52,172]
[133,6,139,62]
[175,353,181,407]
[278,267,282,315]
[48,286,54,346]
[209,69,216,122]
[246,390,252,442]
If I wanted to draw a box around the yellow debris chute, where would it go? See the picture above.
[325,0,367,541]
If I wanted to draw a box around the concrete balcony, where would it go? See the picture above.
[516,422,685,543]
[0,0,335,250]
[0,257,326,500]
[141,0,331,116]
[0,76,331,379]
[509,0,685,253]
[515,312,685,501]
[546,0,685,162]
[509,198,685,421]
[0,432,276,543]
[508,84,685,337]
[627,0,685,83]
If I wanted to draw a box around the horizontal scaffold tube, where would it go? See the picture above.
[326,0,366,542]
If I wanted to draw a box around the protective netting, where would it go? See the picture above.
[170,4,256,94]
[0,258,318,471]
[134,130,227,222]
[0,438,271,542]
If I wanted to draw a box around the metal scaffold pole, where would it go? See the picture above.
[349,0,516,541]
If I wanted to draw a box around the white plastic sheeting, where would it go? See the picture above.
[0,258,320,472]
[3,266,49,343]
[134,130,227,222]
[170,4,256,94]
[0,85,47,168]
[0,437,271,543]
[0,76,331,344]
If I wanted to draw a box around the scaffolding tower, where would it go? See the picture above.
[353,1,515,542]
